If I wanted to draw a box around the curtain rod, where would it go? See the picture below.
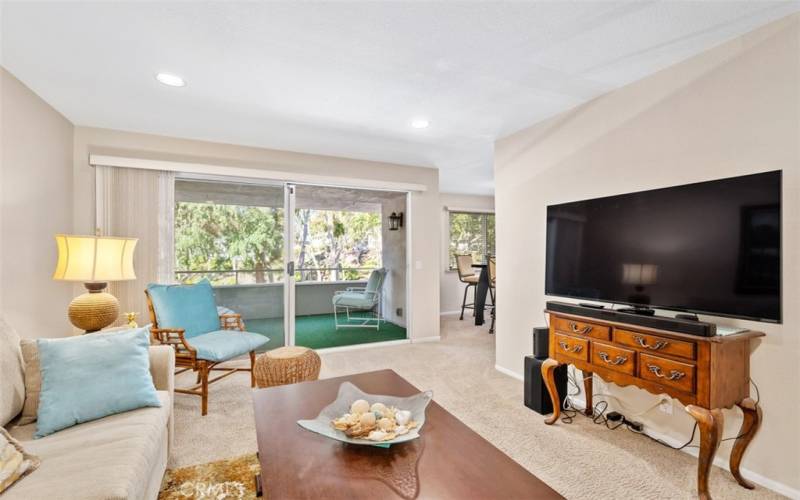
[89,154,428,193]
[444,206,495,214]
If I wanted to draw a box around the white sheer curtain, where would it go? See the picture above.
[95,166,175,325]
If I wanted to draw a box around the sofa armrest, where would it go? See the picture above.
[149,345,175,393]
[149,345,175,455]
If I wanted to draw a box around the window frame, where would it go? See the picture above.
[447,209,495,271]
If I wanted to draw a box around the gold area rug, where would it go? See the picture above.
[159,454,260,499]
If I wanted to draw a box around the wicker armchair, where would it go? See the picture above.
[145,280,268,415]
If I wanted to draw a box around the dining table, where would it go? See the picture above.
[471,262,491,329]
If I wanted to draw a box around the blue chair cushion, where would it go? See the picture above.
[147,279,220,339]
[333,291,377,309]
[187,330,269,362]
[365,268,386,294]
[35,327,161,438]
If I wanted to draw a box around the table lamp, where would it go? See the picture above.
[53,234,138,332]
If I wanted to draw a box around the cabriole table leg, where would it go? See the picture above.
[541,358,562,425]
[686,405,724,500]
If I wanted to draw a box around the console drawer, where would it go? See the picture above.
[553,317,610,341]
[591,342,635,375]
[639,353,695,394]
[615,329,695,360]
[553,333,589,362]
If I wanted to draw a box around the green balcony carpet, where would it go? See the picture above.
[245,313,406,350]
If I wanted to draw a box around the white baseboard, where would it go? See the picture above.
[316,339,410,354]
[439,310,461,316]
[411,336,441,343]
[494,364,524,382]
[567,397,799,499]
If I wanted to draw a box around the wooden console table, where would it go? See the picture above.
[541,310,764,500]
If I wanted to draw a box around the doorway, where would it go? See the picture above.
[173,178,408,350]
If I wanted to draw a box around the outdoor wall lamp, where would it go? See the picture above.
[388,212,404,231]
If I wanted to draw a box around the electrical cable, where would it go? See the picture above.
[628,377,761,450]
[557,373,761,451]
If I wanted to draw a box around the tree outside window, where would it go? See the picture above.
[449,211,495,269]
[175,201,382,285]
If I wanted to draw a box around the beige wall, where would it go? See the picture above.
[0,68,74,337]
[72,127,440,341]
[495,15,800,494]
[380,194,407,327]
[439,193,494,314]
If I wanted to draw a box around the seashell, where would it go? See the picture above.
[370,402,387,416]
[377,417,394,431]
[395,410,412,426]
[359,412,376,427]
[351,399,370,414]
[395,425,408,435]
[367,430,387,441]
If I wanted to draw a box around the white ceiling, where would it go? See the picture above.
[2,2,798,195]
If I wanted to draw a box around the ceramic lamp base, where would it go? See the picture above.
[68,284,120,333]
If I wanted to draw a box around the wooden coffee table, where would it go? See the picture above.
[252,369,562,499]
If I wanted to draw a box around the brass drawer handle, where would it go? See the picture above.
[569,322,593,335]
[635,336,669,350]
[558,341,583,353]
[598,352,628,365]
[647,364,685,381]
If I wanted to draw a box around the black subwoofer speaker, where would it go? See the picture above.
[532,327,550,359]
[524,356,567,415]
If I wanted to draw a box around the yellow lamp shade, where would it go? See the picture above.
[53,234,137,282]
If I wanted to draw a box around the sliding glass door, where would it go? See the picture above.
[289,184,407,350]
[173,178,289,349]
[173,177,408,351]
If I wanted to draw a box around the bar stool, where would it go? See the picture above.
[455,254,479,320]
[488,256,496,334]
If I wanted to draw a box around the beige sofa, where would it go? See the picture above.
[1,321,175,500]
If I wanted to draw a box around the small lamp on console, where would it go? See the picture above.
[53,234,138,333]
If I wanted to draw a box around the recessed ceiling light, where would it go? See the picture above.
[410,118,430,129]
[155,73,186,87]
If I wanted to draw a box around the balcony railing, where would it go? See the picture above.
[175,267,377,285]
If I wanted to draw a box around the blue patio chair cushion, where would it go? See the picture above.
[332,291,377,309]
[187,330,269,362]
[146,279,220,339]
[365,268,386,294]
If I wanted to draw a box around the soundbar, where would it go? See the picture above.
[545,301,716,337]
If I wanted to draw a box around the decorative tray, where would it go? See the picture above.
[297,382,433,447]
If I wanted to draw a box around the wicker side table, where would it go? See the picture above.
[254,346,321,388]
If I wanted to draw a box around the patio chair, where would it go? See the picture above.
[332,268,386,330]
[144,279,269,415]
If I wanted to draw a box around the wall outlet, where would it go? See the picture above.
[659,397,673,415]
[396,307,403,317]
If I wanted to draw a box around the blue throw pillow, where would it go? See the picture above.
[35,327,161,438]
[146,279,220,338]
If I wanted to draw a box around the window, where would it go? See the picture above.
[173,180,384,285]
[448,211,495,269]
[174,200,286,285]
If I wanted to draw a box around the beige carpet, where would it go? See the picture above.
[170,317,782,499]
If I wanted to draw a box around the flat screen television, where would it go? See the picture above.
[545,171,781,323]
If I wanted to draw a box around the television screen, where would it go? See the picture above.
[545,171,781,323]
